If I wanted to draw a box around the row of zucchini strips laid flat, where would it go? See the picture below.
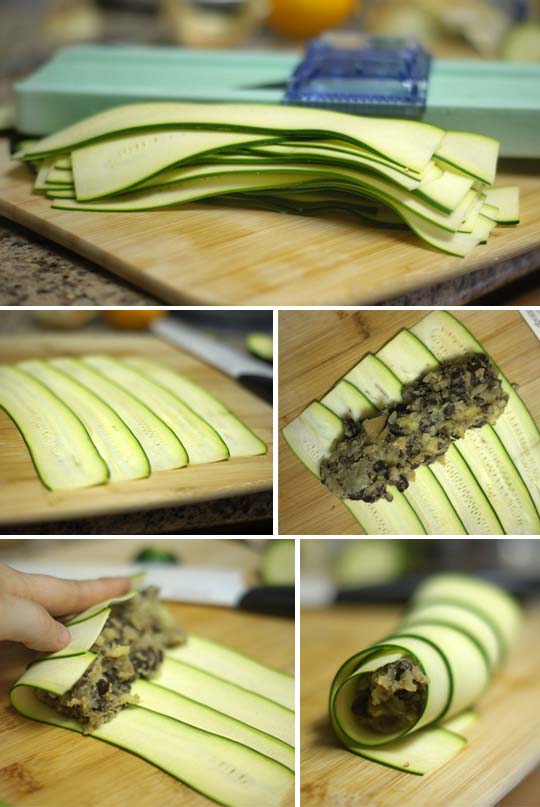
[283,310,540,535]
[330,573,521,776]
[0,354,267,490]
[17,101,519,258]
[11,586,294,807]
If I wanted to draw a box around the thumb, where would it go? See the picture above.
[0,592,71,652]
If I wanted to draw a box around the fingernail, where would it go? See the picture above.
[57,623,70,647]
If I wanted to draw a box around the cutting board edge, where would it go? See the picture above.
[0,475,273,526]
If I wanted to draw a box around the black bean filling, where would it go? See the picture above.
[351,657,429,734]
[37,587,184,732]
[320,353,508,502]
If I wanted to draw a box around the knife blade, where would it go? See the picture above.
[151,317,273,402]
[520,310,540,341]
[152,317,273,380]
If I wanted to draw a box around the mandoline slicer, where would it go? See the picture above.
[13,34,540,157]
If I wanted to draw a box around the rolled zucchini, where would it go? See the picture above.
[329,573,520,775]
[10,585,294,807]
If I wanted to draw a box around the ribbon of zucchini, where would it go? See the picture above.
[10,588,294,807]
[16,102,520,259]
[329,574,520,775]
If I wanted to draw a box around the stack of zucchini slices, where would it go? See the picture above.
[0,355,266,490]
[11,586,294,807]
[283,311,540,535]
[330,573,521,776]
[17,102,519,257]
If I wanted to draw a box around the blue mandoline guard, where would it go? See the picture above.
[14,37,540,157]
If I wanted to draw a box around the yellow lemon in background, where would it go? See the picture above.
[268,0,358,39]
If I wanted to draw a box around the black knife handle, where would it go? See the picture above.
[238,586,295,618]
[237,374,273,404]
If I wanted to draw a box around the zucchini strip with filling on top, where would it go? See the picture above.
[320,353,508,503]
[10,585,294,807]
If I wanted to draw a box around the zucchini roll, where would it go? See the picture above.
[329,574,520,775]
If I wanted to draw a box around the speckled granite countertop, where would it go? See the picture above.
[0,218,160,305]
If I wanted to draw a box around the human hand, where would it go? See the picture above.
[0,563,130,652]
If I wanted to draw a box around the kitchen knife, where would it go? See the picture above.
[6,561,294,617]
[520,310,540,341]
[302,571,540,608]
[151,316,273,403]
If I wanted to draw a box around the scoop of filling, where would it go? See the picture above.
[38,587,184,731]
[351,657,429,735]
[320,353,508,502]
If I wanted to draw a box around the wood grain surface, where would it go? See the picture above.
[0,601,294,807]
[278,310,540,534]
[1,142,539,306]
[0,333,272,525]
[301,603,540,807]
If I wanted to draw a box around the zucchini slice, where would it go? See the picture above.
[72,130,281,201]
[132,679,294,771]
[155,658,294,746]
[125,356,267,457]
[33,157,56,192]
[11,688,292,807]
[21,102,445,172]
[346,724,466,776]
[82,356,228,464]
[401,601,501,671]
[124,162,474,232]
[0,365,108,490]
[167,634,294,711]
[412,573,521,654]
[411,311,540,525]
[45,166,73,185]
[277,138,425,177]
[281,401,425,535]
[329,573,520,776]
[18,359,150,482]
[483,186,520,224]
[435,130,500,184]
[49,357,188,472]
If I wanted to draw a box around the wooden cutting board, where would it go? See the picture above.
[1,141,539,305]
[0,602,294,807]
[279,310,540,534]
[0,333,272,525]
[301,603,540,807]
